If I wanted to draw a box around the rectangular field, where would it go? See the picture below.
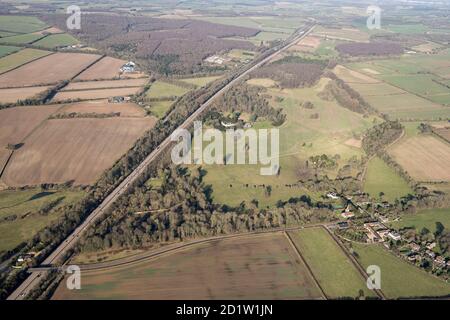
[337,65,450,120]
[75,56,126,81]
[0,15,47,33]
[313,26,370,42]
[58,101,146,117]
[0,86,51,104]
[289,228,375,299]
[388,135,450,181]
[0,105,60,147]
[0,188,84,253]
[434,127,450,142]
[389,208,450,233]
[363,157,413,202]
[0,52,101,88]
[0,33,45,45]
[148,100,173,118]
[63,78,148,91]
[353,243,450,298]
[33,33,79,48]
[146,81,190,99]
[52,87,143,102]
[333,65,380,84]
[2,117,156,186]
[52,233,324,300]
[0,48,51,74]
[179,76,221,87]
[0,105,60,174]
[0,45,20,58]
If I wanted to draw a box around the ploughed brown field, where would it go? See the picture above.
[333,65,380,84]
[57,100,147,117]
[290,35,321,52]
[63,78,148,91]
[0,105,60,146]
[434,127,450,143]
[0,86,52,104]
[52,233,324,300]
[75,56,126,81]
[0,52,101,88]
[52,87,143,102]
[389,135,450,181]
[0,105,60,174]
[2,117,156,186]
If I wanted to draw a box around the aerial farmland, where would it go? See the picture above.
[0,0,449,304]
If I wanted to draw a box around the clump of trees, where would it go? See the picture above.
[41,14,259,75]
[251,56,326,88]
[320,74,375,115]
[211,83,286,126]
[78,166,335,253]
[362,121,403,156]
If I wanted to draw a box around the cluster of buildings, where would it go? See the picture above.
[204,55,230,65]
[109,96,132,103]
[400,239,449,273]
[327,190,449,279]
[120,61,136,73]
[13,252,39,269]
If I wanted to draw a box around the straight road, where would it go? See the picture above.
[7,24,316,300]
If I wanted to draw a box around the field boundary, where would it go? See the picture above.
[0,50,54,77]
[0,104,66,184]
[0,150,14,181]
[323,226,386,299]
[345,64,450,108]
[284,230,328,299]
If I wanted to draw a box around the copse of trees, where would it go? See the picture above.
[77,165,336,254]
[211,83,286,126]
[320,74,376,115]
[362,121,403,156]
[251,56,326,88]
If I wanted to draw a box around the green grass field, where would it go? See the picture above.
[179,76,221,88]
[384,24,430,34]
[0,48,51,74]
[0,188,85,253]
[343,63,450,120]
[364,157,413,202]
[0,15,47,33]
[33,33,79,48]
[247,31,289,44]
[149,100,173,118]
[346,50,450,107]
[289,228,376,299]
[380,74,450,105]
[0,31,18,37]
[202,78,378,207]
[0,33,45,45]
[390,208,450,233]
[353,243,450,298]
[0,45,20,58]
[146,81,190,99]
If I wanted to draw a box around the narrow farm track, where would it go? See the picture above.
[7,24,316,300]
